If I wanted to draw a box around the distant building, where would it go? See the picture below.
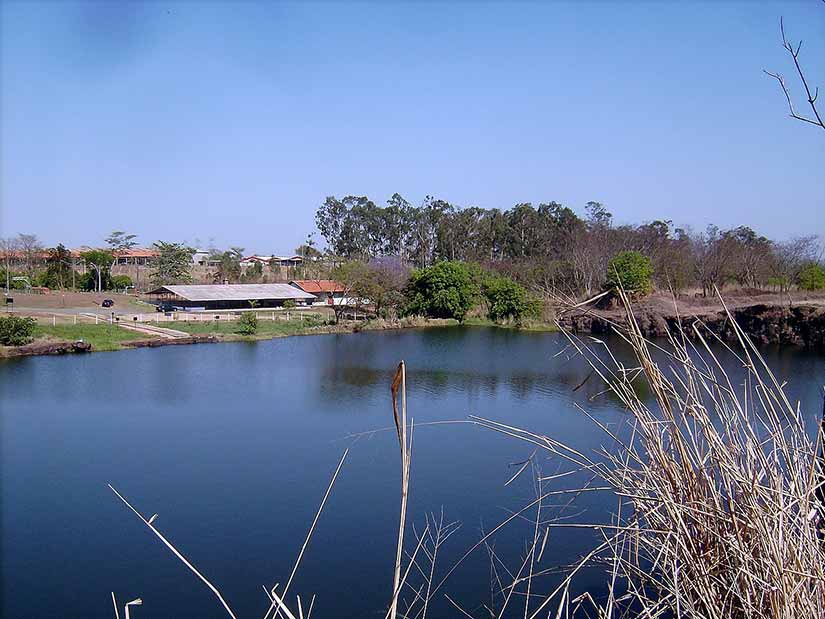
[192,250,210,266]
[289,280,355,306]
[147,283,316,310]
[240,255,304,270]
[114,248,157,266]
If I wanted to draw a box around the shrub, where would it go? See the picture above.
[403,261,479,321]
[483,276,541,324]
[237,312,258,335]
[605,250,653,296]
[0,270,29,290]
[797,263,825,291]
[111,275,133,290]
[80,269,113,291]
[767,276,790,291]
[282,299,297,309]
[0,315,37,346]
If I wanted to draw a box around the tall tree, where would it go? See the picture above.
[691,226,737,297]
[315,196,348,255]
[80,249,114,292]
[0,237,20,292]
[213,247,244,283]
[43,244,75,289]
[105,231,138,255]
[150,242,195,285]
[16,234,43,276]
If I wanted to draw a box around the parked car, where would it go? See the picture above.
[156,302,176,313]
[101,299,114,308]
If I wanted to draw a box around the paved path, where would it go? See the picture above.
[117,323,189,339]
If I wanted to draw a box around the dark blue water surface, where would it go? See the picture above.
[1,327,822,618]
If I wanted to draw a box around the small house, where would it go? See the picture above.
[289,280,356,306]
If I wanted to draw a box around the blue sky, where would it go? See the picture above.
[1,1,823,253]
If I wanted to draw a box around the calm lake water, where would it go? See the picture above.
[1,327,822,618]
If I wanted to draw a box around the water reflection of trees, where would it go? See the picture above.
[314,327,820,419]
[317,358,646,409]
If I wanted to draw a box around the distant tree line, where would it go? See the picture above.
[316,195,823,297]
[0,232,195,292]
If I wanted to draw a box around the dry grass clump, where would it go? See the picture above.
[475,291,825,618]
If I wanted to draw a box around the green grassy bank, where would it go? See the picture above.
[3,313,556,358]
[33,324,151,352]
[164,314,327,340]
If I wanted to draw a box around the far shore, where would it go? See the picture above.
[0,316,456,359]
[5,287,824,359]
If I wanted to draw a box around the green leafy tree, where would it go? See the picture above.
[295,236,322,259]
[111,275,133,290]
[606,250,654,296]
[238,311,258,335]
[41,244,75,289]
[213,248,243,283]
[0,315,37,346]
[483,275,541,324]
[243,260,263,282]
[78,270,112,292]
[151,242,195,285]
[105,230,138,266]
[797,263,825,291]
[80,249,114,292]
[328,260,372,324]
[364,259,409,318]
[403,261,479,321]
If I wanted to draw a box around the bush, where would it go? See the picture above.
[767,276,790,291]
[0,270,29,290]
[403,261,479,321]
[282,299,297,309]
[606,250,653,296]
[238,312,258,335]
[80,269,113,291]
[111,275,133,291]
[483,276,541,324]
[0,315,37,346]
[797,263,825,291]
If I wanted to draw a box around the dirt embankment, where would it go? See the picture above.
[559,292,825,348]
[1,340,92,358]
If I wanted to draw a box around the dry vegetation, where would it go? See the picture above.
[472,291,825,617]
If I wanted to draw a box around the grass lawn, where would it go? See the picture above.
[163,315,327,339]
[34,324,152,352]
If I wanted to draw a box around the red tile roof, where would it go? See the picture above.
[114,248,158,258]
[290,280,346,294]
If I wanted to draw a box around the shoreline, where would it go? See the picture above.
[559,301,825,349]
[0,316,563,359]
[6,299,823,358]
[0,317,458,359]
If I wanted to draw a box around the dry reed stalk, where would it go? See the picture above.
[389,360,412,619]
[109,448,348,619]
[108,483,239,619]
[265,448,349,619]
[111,592,120,619]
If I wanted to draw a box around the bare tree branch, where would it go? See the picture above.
[764,16,825,131]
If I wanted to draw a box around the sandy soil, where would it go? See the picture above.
[3,290,152,313]
[606,289,825,318]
